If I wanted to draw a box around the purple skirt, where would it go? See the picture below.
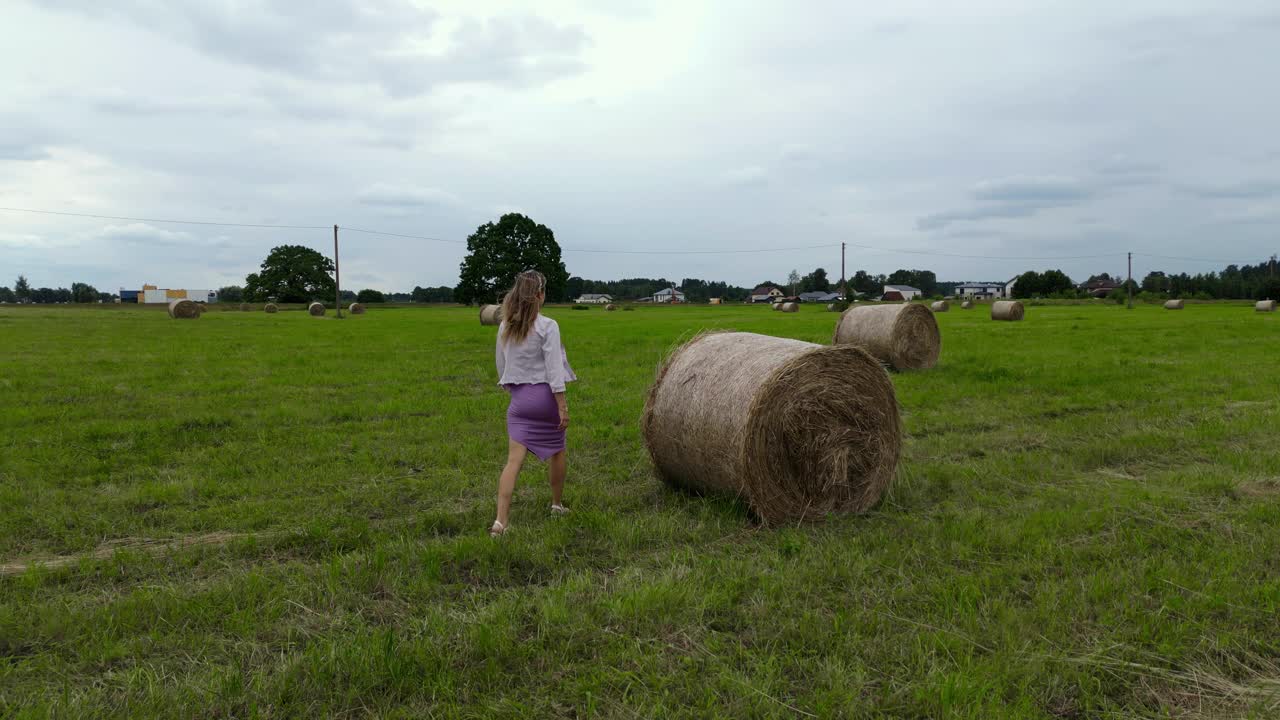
[505,383,565,461]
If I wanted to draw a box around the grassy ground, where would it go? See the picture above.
[1,300,1279,718]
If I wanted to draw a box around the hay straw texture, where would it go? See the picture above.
[264,303,279,314]
[991,300,1025,321]
[642,332,901,524]
[240,303,251,312]
[1164,299,1185,310]
[961,301,974,310]
[349,303,366,315]
[308,302,326,317]
[605,304,617,311]
[772,302,783,311]
[832,303,941,371]
[931,300,949,312]
[195,303,207,315]
[479,304,503,325]
[779,302,799,313]
[167,299,199,319]
[1257,300,1277,312]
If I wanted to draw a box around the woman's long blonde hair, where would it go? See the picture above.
[500,270,545,345]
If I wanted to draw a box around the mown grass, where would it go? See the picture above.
[2,300,1279,718]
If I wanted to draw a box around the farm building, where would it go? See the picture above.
[883,285,922,301]
[798,291,842,303]
[121,284,217,304]
[749,285,784,303]
[954,282,1009,299]
[574,293,613,304]
[652,288,686,303]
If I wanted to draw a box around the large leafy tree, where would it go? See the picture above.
[218,285,244,303]
[456,214,568,305]
[0,286,14,303]
[799,267,830,293]
[356,289,386,303]
[244,245,335,302]
[14,275,30,302]
[70,282,98,303]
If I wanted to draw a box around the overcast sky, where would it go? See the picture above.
[3,0,1278,292]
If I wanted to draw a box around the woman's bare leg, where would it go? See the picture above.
[548,450,566,508]
[495,440,528,528]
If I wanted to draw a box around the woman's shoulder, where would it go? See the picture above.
[535,314,560,331]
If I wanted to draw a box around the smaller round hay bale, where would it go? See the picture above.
[308,302,326,317]
[991,300,1024,322]
[643,331,901,523]
[931,300,949,312]
[771,302,783,311]
[240,303,252,312]
[779,302,799,313]
[167,299,199,319]
[961,301,974,310]
[605,304,617,311]
[264,303,279,314]
[1164,299,1185,310]
[833,303,940,370]
[349,303,366,315]
[195,303,207,315]
[479,304,503,325]
[1256,300,1277,313]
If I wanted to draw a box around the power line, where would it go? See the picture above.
[0,206,327,230]
[564,243,840,255]
[341,226,465,244]
[844,240,1125,261]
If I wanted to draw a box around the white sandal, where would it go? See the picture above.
[489,520,507,537]
[550,504,569,516]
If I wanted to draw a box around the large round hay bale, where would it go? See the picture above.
[771,302,783,311]
[605,304,617,311]
[1256,300,1277,313]
[642,331,901,524]
[779,302,799,312]
[961,301,974,310]
[991,300,1025,321]
[167,299,199,319]
[349,303,366,315]
[1164,299,1185,310]
[308,302,326,317]
[479,304,503,325]
[931,300,949,312]
[832,303,940,371]
[239,303,251,312]
[264,303,279,314]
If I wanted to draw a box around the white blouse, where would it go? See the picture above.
[495,314,577,393]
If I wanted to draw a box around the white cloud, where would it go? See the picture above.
[357,183,462,210]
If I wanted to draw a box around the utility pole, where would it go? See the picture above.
[1127,251,1132,310]
[841,242,847,300]
[334,224,343,318]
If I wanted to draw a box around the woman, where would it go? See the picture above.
[490,270,576,536]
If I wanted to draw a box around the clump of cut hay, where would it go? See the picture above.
[349,303,366,315]
[991,300,1025,321]
[479,304,503,325]
[167,299,199,319]
[1257,300,1277,313]
[832,303,941,371]
[605,304,617,311]
[961,301,974,309]
[779,302,799,312]
[264,303,279,314]
[240,303,251,312]
[931,300,949,312]
[308,302,326,317]
[643,331,901,524]
[1164,299,1185,310]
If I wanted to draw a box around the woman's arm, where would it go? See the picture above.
[555,391,569,430]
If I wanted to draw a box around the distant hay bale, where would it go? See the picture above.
[772,302,783,311]
[479,304,503,325]
[240,303,251,312]
[709,298,722,305]
[642,331,901,524]
[991,300,1025,322]
[349,303,366,315]
[931,300,949,312]
[779,302,799,312]
[605,304,617,311]
[264,303,279,314]
[1257,300,1277,313]
[832,303,941,371]
[167,299,199,319]
[308,302,326,317]
[1164,299,1185,310]
[961,301,974,310]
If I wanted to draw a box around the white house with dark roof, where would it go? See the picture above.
[954,282,1007,299]
[574,293,613,304]
[651,287,686,303]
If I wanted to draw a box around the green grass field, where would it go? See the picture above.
[2,301,1279,718]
